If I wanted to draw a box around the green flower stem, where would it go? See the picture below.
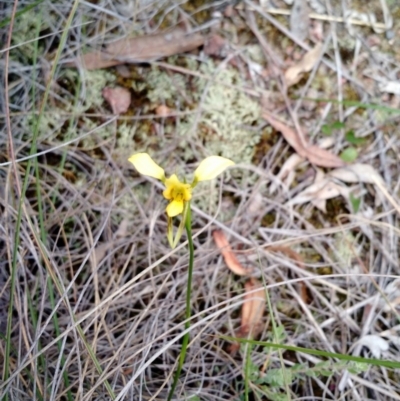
[168,202,194,401]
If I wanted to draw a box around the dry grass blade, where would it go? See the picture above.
[213,230,250,276]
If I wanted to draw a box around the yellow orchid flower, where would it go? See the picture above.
[128,152,234,247]
[162,174,192,217]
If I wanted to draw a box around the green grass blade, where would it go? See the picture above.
[222,336,400,369]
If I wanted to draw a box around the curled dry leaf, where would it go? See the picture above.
[329,163,384,185]
[229,277,265,354]
[285,42,323,87]
[248,192,264,215]
[269,153,305,194]
[71,28,205,70]
[114,218,130,238]
[92,243,111,266]
[92,219,130,265]
[102,86,131,114]
[213,230,250,276]
[287,170,353,212]
[263,112,345,168]
[239,278,266,338]
[317,136,335,149]
[380,279,400,312]
[379,81,400,95]
[356,335,389,359]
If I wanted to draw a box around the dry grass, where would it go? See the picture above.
[1,0,400,400]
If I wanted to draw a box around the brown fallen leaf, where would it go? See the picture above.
[72,51,120,70]
[71,28,205,70]
[229,277,266,354]
[262,112,345,168]
[239,278,265,337]
[102,86,131,114]
[213,230,250,276]
[305,144,346,168]
[285,43,323,87]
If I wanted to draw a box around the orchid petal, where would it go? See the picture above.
[193,156,234,183]
[128,153,165,181]
[166,200,184,217]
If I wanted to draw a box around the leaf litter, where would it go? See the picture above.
[6,1,400,400]
[262,111,345,168]
[213,230,265,349]
[213,232,310,350]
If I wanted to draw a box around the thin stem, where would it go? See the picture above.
[167,203,194,401]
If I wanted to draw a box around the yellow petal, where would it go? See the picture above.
[166,200,184,217]
[193,156,235,182]
[128,153,165,181]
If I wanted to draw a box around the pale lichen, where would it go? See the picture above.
[145,67,187,104]
[25,69,116,140]
[179,60,261,163]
